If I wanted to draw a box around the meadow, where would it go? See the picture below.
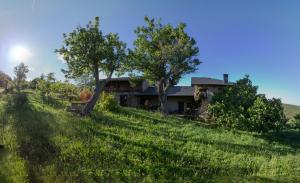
[0,92,299,182]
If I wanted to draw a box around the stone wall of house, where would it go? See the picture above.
[139,96,194,113]
[167,96,194,113]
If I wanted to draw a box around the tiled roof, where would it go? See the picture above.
[100,77,130,82]
[138,86,194,96]
[191,77,233,86]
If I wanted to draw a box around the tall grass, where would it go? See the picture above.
[0,93,299,182]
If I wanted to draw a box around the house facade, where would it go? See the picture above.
[104,74,232,114]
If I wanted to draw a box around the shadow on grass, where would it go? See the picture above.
[76,120,254,182]
[7,102,59,182]
[249,176,298,183]
[41,95,66,109]
[258,130,300,149]
[92,110,297,157]
[116,107,206,128]
[0,148,10,183]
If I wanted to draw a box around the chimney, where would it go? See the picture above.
[223,74,229,83]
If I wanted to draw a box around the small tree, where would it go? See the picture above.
[14,62,29,92]
[129,17,200,114]
[56,17,126,115]
[47,72,56,83]
[37,79,51,101]
[40,73,46,80]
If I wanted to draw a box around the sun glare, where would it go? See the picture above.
[10,46,32,62]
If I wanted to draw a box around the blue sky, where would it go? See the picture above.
[0,0,299,105]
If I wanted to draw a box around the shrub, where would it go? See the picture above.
[79,88,93,102]
[95,92,119,112]
[291,113,300,129]
[208,75,287,132]
[248,96,287,132]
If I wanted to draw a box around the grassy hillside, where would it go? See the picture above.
[0,94,300,182]
[283,104,300,120]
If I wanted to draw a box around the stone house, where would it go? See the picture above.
[103,74,232,114]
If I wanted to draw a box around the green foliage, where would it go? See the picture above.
[248,96,287,132]
[209,75,287,132]
[95,92,119,112]
[37,79,51,97]
[47,72,56,83]
[56,17,127,114]
[14,62,29,92]
[75,72,94,89]
[0,94,299,182]
[51,82,78,97]
[29,77,40,89]
[294,113,300,121]
[128,16,200,114]
[7,93,28,108]
[56,17,126,80]
[290,113,300,129]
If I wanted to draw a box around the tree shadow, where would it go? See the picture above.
[75,121,255,182]
[42,95,66,109]
[249,176,298,183]
[8,102,59,182]
[117,107,200,128]
[192,138,297,157]
[257,130,300,149]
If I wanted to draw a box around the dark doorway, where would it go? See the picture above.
[120,95,128,106]
[178,102,184,114]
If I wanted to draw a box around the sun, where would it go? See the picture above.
[10,46,32,62]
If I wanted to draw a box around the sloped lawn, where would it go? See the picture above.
[0,94,299,182]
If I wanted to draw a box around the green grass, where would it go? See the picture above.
[283,104,300,120]
[0,94,299,182]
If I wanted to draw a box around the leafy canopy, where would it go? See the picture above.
[129,16,200,87]
[209,75,287,132]
[56,17,126,81]
[14,62,29,91]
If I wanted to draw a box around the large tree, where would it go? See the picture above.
[14,62,29,92]
[56,17,126,115]
[129,17,200,114]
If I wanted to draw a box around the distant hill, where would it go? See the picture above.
[283,104,300,119]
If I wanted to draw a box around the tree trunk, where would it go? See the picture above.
[82,82,103,115]
[159,92,168,115]
[82,67,112,115]
[157,81,169,115]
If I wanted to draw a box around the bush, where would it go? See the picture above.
[79,88,93,102]
[208,75,287,132]
[248,96,287,132]
[95,92,119,112]
[290,113,300,129]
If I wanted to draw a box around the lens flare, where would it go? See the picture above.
[10,46,32,62]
